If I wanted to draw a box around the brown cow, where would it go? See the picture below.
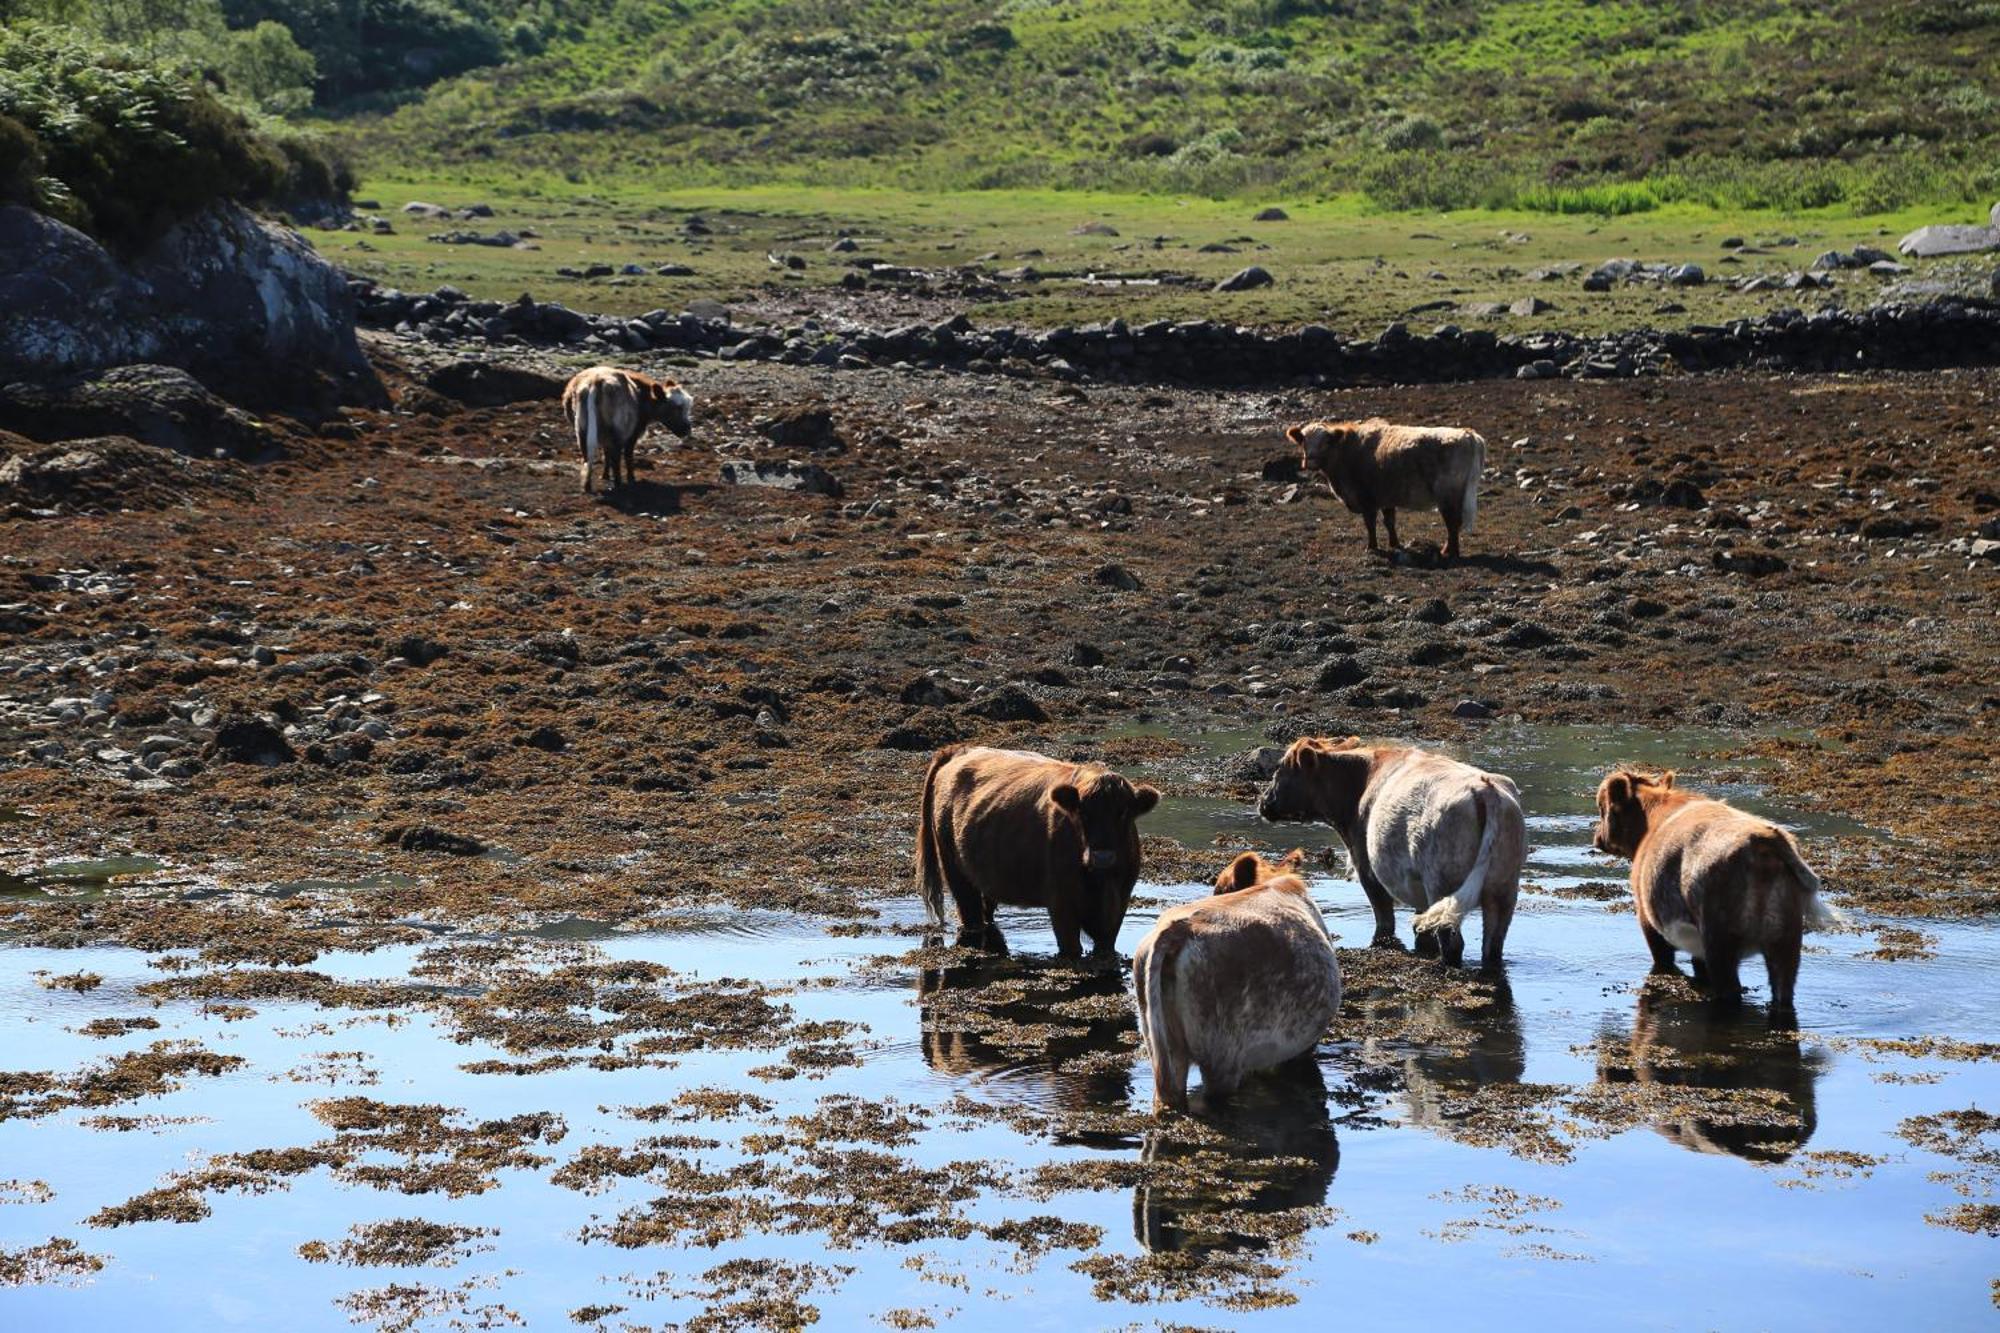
[1285,417,1485,559]
[914,745,1160,957]
[560,365,693,494]
[1132,849,1342,1113]
[1592,769,1842,1014]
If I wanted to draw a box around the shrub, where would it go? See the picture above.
[1380,114,1443,152]
[0,23,345,248]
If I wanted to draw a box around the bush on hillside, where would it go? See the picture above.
[0,24,350,249]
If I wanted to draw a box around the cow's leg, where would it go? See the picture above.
[1413,926,1441,958]
[1439,924,1466,968]
[1689,956,1709,984]
[1381,507,1400,549]
[1701,920,1743,1010]
[937,840,998,951]
[1641,921,1679,975]
[1357,872,1401,949]
[621,437,637,489]
[1047,897,1085,960]
[1764,931,1801,1017]
[1362,508,1379,551]
[1480,881,1515,973]
[1440,499,1464,561]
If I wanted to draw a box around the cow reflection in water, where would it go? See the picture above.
[1133,1063,1340,1254]
[917,944,1136,1113]
[1596,982,1826,1163]
[1347,969,1527,1140]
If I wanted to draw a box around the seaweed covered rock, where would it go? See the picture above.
[0,366,279,459]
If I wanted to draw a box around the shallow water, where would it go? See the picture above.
[2,724,1995,1328]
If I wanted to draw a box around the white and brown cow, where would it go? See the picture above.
[1258,737,1525,971]
[914,744,1160,958]
[1132,849,1341,1114]
[1592,769,1841,1014]
[1285,417,1485,559]
[560,365,693,494]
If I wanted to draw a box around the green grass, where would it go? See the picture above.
[316,174,1970,340]
[328,0,2000,213]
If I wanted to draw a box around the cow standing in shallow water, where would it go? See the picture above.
[1258,737,1525,971]
[1286,417,1485,560]
[914,745,1160,957]
[560,365,693,494]
[1132,850,1341,1114]
[1592,769,1841,1015]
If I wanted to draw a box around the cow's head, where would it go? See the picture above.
[1215,847,1306,895]
[652,382,694,438]
[1259,736,1366,825]
[1285,420,1360,475]
[1593,769,1672,858]
[1050,770,1160,877]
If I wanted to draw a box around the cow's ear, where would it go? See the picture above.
[1285,424,1304,445]
[1227,852,1261,891]
[1603,773,1633,809]
[1659,770,1676,789]
[1051,784,1081,812]
[1131,784,1160,816]
[1294,744,1319,771]
[1279,848,1306,873]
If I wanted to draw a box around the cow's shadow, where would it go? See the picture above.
[915,940,1137,1118]
[1594,979,1826,1163]
[1133,1062,1341,1254]
[601,479,687,515]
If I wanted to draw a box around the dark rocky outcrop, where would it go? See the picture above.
[0,204,381,414]
[424,360,565,407]
[0,366,279,458]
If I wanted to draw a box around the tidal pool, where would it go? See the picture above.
[1,725,1994,1329]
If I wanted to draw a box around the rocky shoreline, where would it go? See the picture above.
[350,274,2000,387]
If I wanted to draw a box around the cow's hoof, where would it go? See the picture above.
[1369,934,1405,951]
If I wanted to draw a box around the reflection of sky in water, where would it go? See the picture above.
[2,725,1996,1328]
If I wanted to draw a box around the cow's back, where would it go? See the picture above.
[1370,425,1480,508]
[1639,799,1798,943]
[1360,750,1496,885]
[1159,886,1339,1075]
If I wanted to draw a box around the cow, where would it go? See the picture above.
[560,366,693,494]
[914,744,1160,958]
[1285,417,1486,560]
[1592,769,1842,1014]
[1258,736,1525,971]
[1131,849,1342,1114]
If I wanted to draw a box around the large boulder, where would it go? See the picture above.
[1898,218,2000,259]
[424,360,565,407]
[0,429,252,517]
[0,365,279,458]
[0,204,381,412]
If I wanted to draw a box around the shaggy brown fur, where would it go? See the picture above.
[1285,417,1486,559]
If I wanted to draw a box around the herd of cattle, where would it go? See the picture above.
[914,741,1841,1115]
[557,363,1842,1115]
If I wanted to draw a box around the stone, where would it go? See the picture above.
[1509,296,1554,316]
[425,361,564,406]
[718,459,843,497]
[206,713,294,765]
[1091,562,1142,591]
[1215,265,1274,292]
[1252,207,1290,222]
[754,406,843,453]
[1665,263,1705,286]
[383,824,486,855]
[1314,655,1369,691]
[0,365,276,458]
[1069,642,1105,668]
[0,203,379,410]
[1898,223,2000,258]
[1071,222,1120,236]
[966,685,1049,723]
[1451,699,1494,719]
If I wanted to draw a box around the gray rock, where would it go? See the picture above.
[0,204,379,407]
[718,459,842,497]
[0,365,275,457]
[1215,265,1274,292]
[1665,263,1705,286]
[1092,562,1142,591]
[1898,223,2000,258]
[1451,699,1494,719]
[1510,296,1554,316]
[1071,221,1120,236]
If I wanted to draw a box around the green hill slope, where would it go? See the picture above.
[347,0,2000,211]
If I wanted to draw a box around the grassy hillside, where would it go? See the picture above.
[344,0,2000,212]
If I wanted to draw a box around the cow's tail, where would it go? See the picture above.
[583,386,601,478]
[1774,836,1844,934]
[1459,432,1484,531]
[914,745,959,925]
[1413,779,1503,934]
[1140,925,1192,1113]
